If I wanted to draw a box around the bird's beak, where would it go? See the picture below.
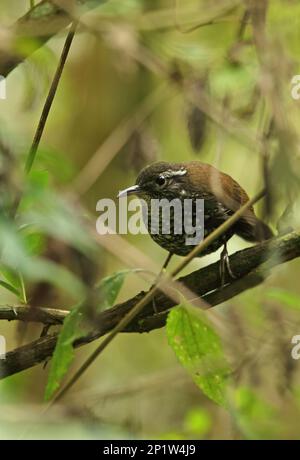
[117,184,141,198]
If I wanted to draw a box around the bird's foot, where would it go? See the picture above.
[219,244,236,288]
[152,297,159,314]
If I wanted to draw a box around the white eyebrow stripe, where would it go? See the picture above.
[164,169,187,178]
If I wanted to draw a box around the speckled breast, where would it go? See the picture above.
[142,195,234,257]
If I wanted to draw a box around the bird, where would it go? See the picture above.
[118,161,273,284]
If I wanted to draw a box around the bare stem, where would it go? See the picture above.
[25,21,78,174]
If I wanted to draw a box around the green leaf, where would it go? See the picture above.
[17,271,27,303]
[0,266,22,297]
[28,169,50,190]
[45,270,131,400]
[22,228,46,256]
[0,267,26,301]
[35,147,75,183]
[233,387,278,439]
[97,270,132,312]
[184,407,211,437]
[44,303,86,401]
[211,64,254,96]
[167,305,229,406]
[0,279,20,297]
[266,288,300,310]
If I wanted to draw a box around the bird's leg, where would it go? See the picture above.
[40,324,51,337]
[152,252,173,313]
[219,242,236,287]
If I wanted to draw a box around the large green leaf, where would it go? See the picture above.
[45,270,131,400]
[167,304,230,406]
[44,303,86,401]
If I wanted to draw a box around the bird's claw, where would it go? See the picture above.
[219,244,236,288]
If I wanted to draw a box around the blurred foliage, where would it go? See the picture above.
[0,0,300,441]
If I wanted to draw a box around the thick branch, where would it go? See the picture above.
[0,0,103,77]
[1,231,300,379]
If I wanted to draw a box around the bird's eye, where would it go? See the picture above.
[156,176,166,187]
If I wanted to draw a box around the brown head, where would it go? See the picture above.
[119,161,252,209]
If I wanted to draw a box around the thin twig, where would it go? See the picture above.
[9,19,78,216]
[25,21,78,174]
[174,0,238,34]
[0,305,68,324]
[236,9,250,41]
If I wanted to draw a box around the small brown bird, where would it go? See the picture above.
[118,161,273,282]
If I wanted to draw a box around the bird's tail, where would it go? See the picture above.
[236,214,273,242]
[254,219,274,241]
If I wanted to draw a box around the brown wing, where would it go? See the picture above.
[186,162,272,242]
